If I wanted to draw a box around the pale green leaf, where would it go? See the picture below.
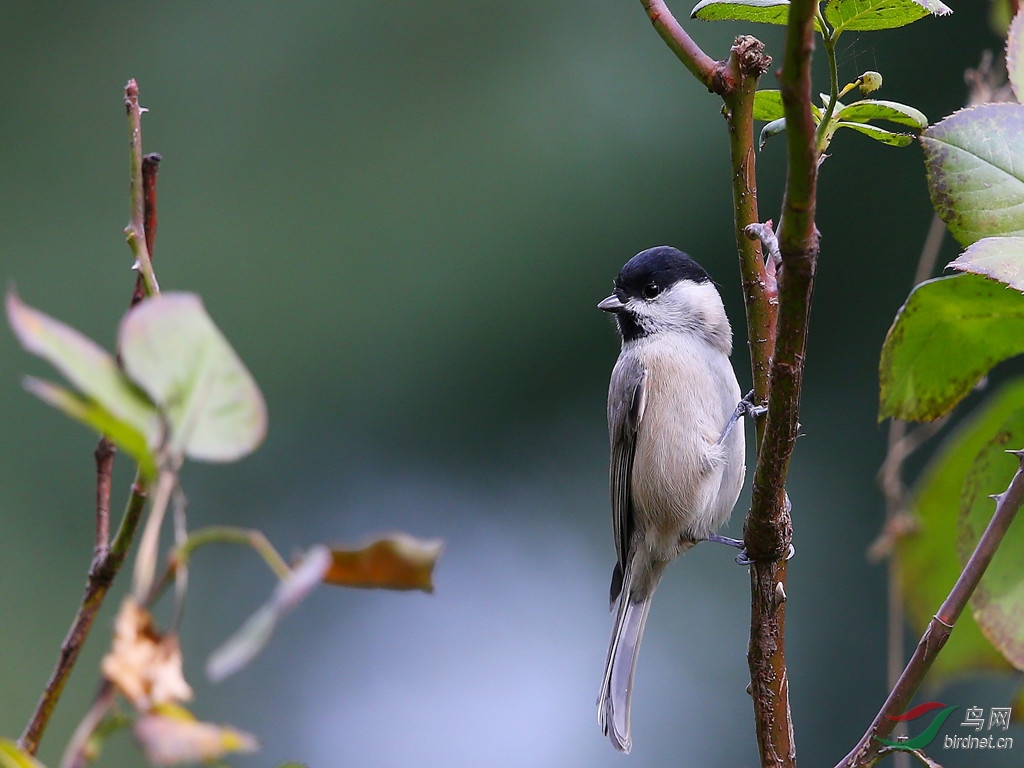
[948,235,1024,291]
[957,412,1024,671]
[879,274,1024,421]
[118,293,267,463]
[901,380,1024,680]
[206,546,331,682]
[753,90,785,122]
[23,377,157,479]
[0,740,46,768]
[1007,7,1024,103]
[6,290,160,447]
[691,0,791,25]
[835,99,927,128]
[835,121,915,146]
[823,0,951,34]
[922,103,1024,247]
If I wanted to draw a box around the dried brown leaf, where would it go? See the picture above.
[324,533,443,593]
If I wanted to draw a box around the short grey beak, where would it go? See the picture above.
[598,294,624,313]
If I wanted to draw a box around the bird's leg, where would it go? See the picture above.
[716,389,767,446]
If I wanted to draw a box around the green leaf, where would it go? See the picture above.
[901,380,1024,680]
[207,546,331,682]
[948,235,1024,291]
[118,293,267,463]
[23,377,157,478]
[753,90,785,122]
[0,740,47,768]
[835,121,914,146]
[879,274,1024,421]
[5,290,161,453]
[922,103,1024,247]
[759,117,786,150]
[823,0,951,34]
[1007,8,1024,103]
[957,413,1024,671]
[691,0,791,25]
[835,99,927,128]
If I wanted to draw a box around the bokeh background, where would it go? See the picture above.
[1,2,1021,767]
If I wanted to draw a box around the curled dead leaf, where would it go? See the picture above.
[101,598,192,710]
[323,533,443,593]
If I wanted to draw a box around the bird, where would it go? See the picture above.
[596,245,746,753]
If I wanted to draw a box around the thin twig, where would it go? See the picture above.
[124,80,159,297]
[18,479,149,755]
[838,454,1024,767]
[18,80,161,756]
[639,0,720,90]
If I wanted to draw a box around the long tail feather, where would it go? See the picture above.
[597,568,653,754]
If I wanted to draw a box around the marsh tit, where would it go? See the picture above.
[596,246,746,753]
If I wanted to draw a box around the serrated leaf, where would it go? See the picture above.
[759,117,786,150]
[23,377,157,478]
[1007,8,1024,103]
[922,103,1024,247]
[901,380,1024,680]
[324,533,444,592]
[0,740,46,768]
[835,121,915,146]
[879,274,1024,421]
[957,414,1024,671]
[6,290,160,448]
[206,546,331,682]
[691,0,791,25]
[823,0,951,34]
[948,235,1024,291]
[119,293,267,463]
[753,90,785,122]
[836,99,927,128]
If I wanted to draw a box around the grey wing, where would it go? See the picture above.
[607,354,647,608]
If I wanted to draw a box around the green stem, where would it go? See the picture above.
[124,80,159,298]
[18,475,150,756]
[174,526,291,580]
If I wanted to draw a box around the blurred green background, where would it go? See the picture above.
[1,2,1020,767]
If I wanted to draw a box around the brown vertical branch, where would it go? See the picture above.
[722,37,774,427]
[18,80,160,756]
[131,152,162,306]
[743,0,819,766]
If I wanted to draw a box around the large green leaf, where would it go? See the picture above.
[691,0,792,25]
[823,0,951,34]
[6,290,160,464]
[753,90,785,122]
[118,293,267,463]
[1007,7,1024,104]
[835,121,914,146]
[879,274,1024,421]
[900,381,1024,680]
[948,236,1024,292]
[922,103,1024,247]
[835,99,927,128]
[957,413,1024,671]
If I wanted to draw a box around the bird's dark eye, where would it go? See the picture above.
[641,282,661,300]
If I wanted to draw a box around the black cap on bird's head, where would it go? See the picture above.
[598,247,717,342]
